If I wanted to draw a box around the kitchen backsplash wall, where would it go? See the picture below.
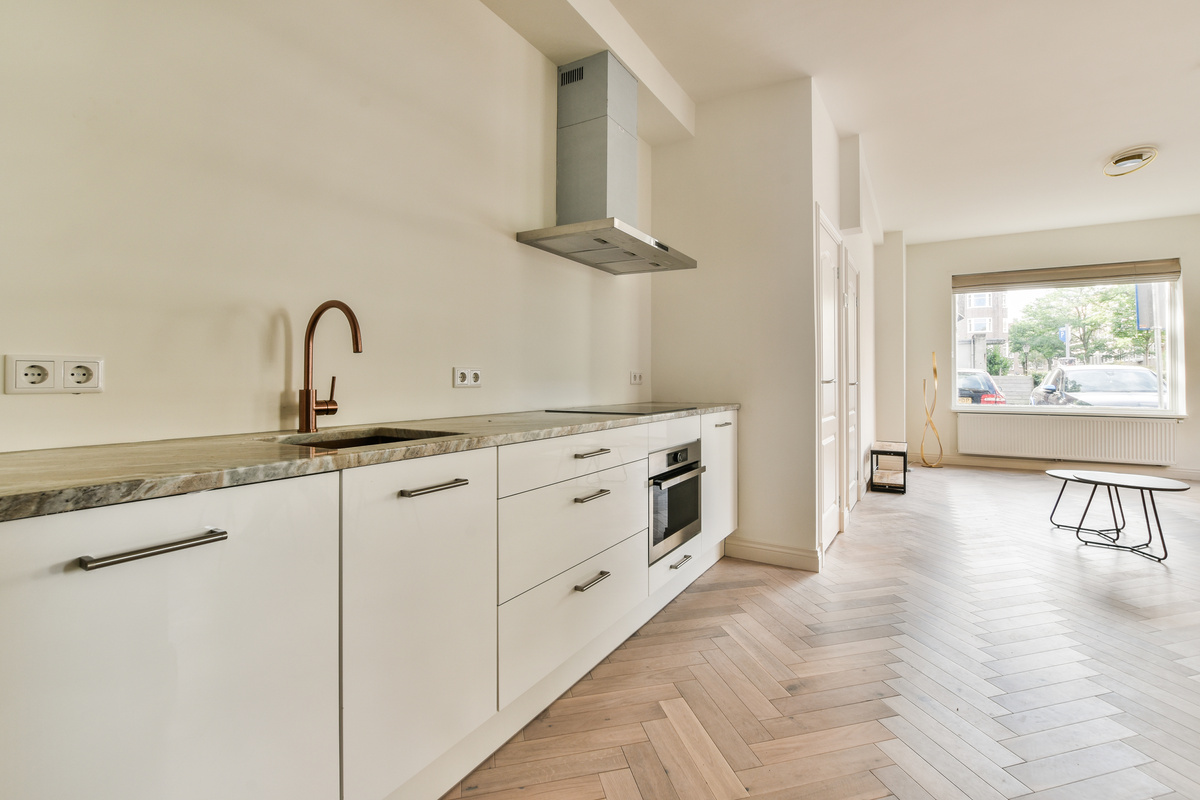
[0,0,652,452]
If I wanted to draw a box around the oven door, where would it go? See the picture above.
[648,463,705,565]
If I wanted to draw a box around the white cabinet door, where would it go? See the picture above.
[0,473,341,800]
[342,448,497,800]
[702,410,738,549]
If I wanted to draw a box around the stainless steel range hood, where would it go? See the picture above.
[516,52,696,275]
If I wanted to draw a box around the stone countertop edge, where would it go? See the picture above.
[0,404,739,523]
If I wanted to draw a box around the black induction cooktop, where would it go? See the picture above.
[544,403,698,416]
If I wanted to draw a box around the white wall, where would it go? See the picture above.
[651,78,821,569]
[0,0,652,452]
[905,214,1200,475]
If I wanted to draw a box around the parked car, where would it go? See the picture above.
[957,369,1007,405]
[1030,365,1163,407]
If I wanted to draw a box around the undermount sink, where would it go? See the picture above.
[265,427,462,451]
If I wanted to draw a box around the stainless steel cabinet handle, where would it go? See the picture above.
[78,528,228,571]
[574,488,611,504]
[670,554,692,570]
[574,448,611,460]
[715,422,732,428]
[653,465,706,490]
[574,570,611,592]
[821,379,836,384]
[398,477,469,497]
[848,381,859,386]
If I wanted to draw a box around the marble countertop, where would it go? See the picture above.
[0,403,738,523]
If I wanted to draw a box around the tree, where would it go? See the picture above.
[1008,286,1124,363]
[986,346,1012,376]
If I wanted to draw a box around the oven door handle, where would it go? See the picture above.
[651,465,706,490]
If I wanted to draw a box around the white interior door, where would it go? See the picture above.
[817,211,841,553]
[843,256,860,520]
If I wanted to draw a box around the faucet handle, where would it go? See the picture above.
[315,376,339,417]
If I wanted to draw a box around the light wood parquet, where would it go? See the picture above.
[440,465,1200,799]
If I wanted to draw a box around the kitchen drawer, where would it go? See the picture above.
[498,530,647,708]
[499,459,647,603]
[498,424,648,498]
[647,414,702,453]
[648,532,706,596]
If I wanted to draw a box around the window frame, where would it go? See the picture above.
[949,260,1186,419]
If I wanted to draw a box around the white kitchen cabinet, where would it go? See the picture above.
[498,530,648,708]
[341,447,497,800]
[647,413,702,452]
[702,410,738,549]
[0,473,341,800]
[499,459,648,603]
[649,524,706,595]
[498,424,647,498]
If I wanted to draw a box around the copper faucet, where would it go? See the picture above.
[299,300,363,433]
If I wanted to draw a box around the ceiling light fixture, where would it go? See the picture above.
[1104,145,1158,177]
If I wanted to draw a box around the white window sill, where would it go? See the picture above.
[951,405,1186,420]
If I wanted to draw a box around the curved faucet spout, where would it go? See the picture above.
[300,300,363,433]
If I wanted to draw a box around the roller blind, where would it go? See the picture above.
[952,258,1181,292]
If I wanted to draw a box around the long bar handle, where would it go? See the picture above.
[399,477,469,498]
[653,465,706,490]
[574,488,611,504]
[574,570,611,592]
[574,448,611,460]
[670,554,692,570]
[715,422,733,428]
[79,528,228,571]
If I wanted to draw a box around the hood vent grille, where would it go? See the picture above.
[560,66,584,86]
[516,52,696,276]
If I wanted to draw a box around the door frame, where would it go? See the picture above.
[815,204,843,555]
[840,253,861,529]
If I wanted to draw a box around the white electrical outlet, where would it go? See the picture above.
[6,354,105,394]
[453,367,470,388]
[6,355,57,393]
[630,371,644,385]
[468,368,482,387]
[61,358,104,392]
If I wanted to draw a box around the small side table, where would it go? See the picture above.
[870,441,908,494]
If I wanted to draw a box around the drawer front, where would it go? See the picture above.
[647,414,702,453]
[498,425,648,498]
[499,459,648,603]
[498,530,647,709]
[648,532,706,596]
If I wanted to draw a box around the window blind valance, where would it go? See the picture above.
[952,258,1181,293]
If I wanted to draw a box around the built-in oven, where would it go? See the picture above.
[648,440,705,565]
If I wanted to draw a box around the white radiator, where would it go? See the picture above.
[957,413,1177,466]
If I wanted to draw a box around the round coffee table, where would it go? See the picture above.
[1045,469,1125,536]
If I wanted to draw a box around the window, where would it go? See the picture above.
[968,293,990,307]
[968,318,991,333]
[951,259,1183,414]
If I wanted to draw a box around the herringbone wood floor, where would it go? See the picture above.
[440,465,1200,799]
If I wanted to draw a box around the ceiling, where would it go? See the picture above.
[486,0,1200,244]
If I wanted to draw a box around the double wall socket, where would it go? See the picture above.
[452,367,483,388]
[630,371,644,385]
[5,355,105,394]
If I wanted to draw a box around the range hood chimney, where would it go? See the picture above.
[516,52,697,275]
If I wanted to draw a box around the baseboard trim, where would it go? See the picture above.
[723,536,820,572]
